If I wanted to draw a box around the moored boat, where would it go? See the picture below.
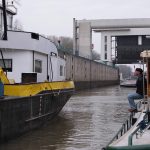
[0,1,74,142]
[102,50,150,150]
[120,79,136,88]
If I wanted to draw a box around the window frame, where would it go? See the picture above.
[35,59,42,73]
[60,65,63,76]
[0,59,12,72]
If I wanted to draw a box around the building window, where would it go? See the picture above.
[31,33,39,40]
[105,36,107,43]
[105,45,107,52]
[0,59,12,72]
[138,36,142,45]
[105,53,107,60]
[60,65,63,76]
[35,60,42,73]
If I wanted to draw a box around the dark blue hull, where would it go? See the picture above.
[0,89,74,142]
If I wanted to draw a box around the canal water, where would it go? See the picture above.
[0,85,135,150]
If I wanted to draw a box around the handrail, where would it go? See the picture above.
[128,126,140,146]
[106,100,143,146]
[128,120,150,146]
[107,113,134,146]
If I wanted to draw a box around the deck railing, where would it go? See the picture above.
[128,113,150,146]
[106,112,134,146]
[106,100,143,146]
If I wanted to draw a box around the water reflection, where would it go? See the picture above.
[0,85,135,150]
[0,116,75,150]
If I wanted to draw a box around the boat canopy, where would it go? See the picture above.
[140,50,150,58]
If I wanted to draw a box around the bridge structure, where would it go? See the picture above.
[73,18,150,64]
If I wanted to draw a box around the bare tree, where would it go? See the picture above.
[47,35,59,46]
[92,50,100,60]
[117,65,132,79]
[59,36,73,51]
[47,35,73,54]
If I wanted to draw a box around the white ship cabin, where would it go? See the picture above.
[0,4,66,83]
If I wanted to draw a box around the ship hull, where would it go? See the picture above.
[106,144,150,150]
[0,88,74,142]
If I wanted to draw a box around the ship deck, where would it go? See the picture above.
[110,105,150,147]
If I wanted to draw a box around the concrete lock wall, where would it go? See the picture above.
[65,54,119,90]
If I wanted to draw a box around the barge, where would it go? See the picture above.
[0,1,74,142]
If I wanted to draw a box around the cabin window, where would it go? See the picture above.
[31,33,39,40]
[0,59,12,72]
[64,66,66,76]
[35,60,42,73]
[60,65,63,76]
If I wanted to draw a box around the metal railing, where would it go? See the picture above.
[107,112,135,146]
[128,113,150,146]
[106,100,143,146]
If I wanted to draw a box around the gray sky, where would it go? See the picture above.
[12,0,150,69]
[15,0,150,38]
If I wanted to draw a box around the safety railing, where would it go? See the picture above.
[106,100,143,146]
[128,120,150,146]
[107,112,135,146]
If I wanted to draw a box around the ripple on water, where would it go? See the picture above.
[0,85,135,150]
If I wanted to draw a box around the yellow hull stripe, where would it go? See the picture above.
[4,81,75,97]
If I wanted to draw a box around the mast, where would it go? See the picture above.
[2,0,8,40]
[1,0,7,75]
